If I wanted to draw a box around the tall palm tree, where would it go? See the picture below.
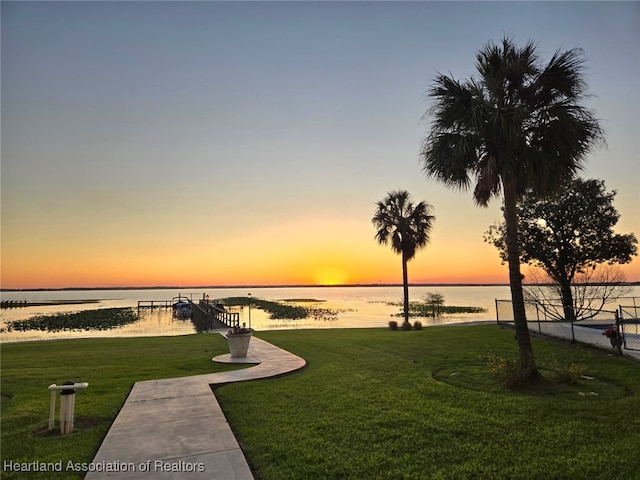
[372,190,435,326]
[421,37,603,380]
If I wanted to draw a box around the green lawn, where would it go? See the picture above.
[216,327,640,480]
[1,334,238,479]
[2,326,639,479]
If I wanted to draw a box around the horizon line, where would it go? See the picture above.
[1,283,511,292]
[2,281,640,292]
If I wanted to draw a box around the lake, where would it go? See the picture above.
[2,285,638,343]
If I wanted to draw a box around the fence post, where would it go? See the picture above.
[615,310,623,356]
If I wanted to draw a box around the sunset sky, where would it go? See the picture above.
[2,1,639,289]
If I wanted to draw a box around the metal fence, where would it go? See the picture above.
[495,299,616,326]
[495,298,640,355]
[619,303,640,351]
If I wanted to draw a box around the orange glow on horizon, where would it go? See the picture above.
[2,261,638,290]
[2,214,639,290]
[313,268,351,286]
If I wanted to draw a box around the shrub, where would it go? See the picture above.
[555,362,587,385]
[414,321,423,330]
[401,321,412,331]
[388,321,398,331]
[487,353,528,389]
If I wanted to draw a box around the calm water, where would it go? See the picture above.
[2,285,638,343]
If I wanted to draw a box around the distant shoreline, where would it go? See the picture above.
[2,283,510,292]
[2,282,638,292]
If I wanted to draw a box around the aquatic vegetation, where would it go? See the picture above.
[2,308,139,332]
[281,298,326,303]
[387,301,486,317]
[261,301,308,320]
[220,297,346,321]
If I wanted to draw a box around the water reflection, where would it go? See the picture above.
[0,285,534,343]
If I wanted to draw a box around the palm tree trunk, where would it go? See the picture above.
[503,180,540,380]
[402,251,410,326]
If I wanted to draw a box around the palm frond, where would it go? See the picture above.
[372,191,435,260]
[473,154,502,206]
[421,132,478,191]
[422,36,603,206]
[533,47,588,104]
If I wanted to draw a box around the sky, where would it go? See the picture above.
[1,1,639,289]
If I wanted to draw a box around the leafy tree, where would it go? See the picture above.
[486,178,637,321]
[420,37,603,379]
[372,190,435,326]
[424,292,445,317]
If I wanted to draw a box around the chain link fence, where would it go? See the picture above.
[495,297,640,356]
[618,303,640,351]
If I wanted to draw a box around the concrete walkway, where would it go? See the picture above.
[85,332,306,479]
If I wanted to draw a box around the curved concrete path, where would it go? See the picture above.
[86,332,306,479]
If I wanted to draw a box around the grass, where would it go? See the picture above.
[1,334,239,479]
[2,326,639,479]
[216,326,640,480]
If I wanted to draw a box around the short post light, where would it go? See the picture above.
[248,293,252,329]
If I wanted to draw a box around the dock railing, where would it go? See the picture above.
[137,296,241,331]
[191,300,240,331]
[137,300,173,309]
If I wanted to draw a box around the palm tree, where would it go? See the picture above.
[421,37,603,380]
[372,190,435,326]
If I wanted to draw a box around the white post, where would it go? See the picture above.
[48,390,57,430]
[47,382,88,433]
[60,391,76,434]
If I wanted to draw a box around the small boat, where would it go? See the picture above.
[172,295,192,319]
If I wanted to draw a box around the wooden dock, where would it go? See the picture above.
[137,300,174,309]
[137,296,240,332]
[137,295,192,309]
[192,300,240,331]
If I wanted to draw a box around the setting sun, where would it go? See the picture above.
[314,268,350,286]
[1,2,638,290]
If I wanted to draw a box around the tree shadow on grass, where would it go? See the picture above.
[432,364,630,400]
